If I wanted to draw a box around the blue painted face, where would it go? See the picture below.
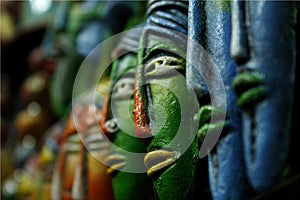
[231,1,297,192]
[187,1,248,199]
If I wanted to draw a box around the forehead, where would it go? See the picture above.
[115,54,136,78]
[115,77,135,85]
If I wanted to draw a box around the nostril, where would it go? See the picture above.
[157,60,163,65]
[230,45,250,66]
[199,93,211,107]
[233,53,250,66]
[105,119,119,133]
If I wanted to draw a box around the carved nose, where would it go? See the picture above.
[104,118,119,134]
[230,0,250,65]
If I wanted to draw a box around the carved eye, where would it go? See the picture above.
[144,56,185,79]
[113,78,135,100]
[120,83,126,88]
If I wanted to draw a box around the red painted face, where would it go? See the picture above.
[54,104,114,200]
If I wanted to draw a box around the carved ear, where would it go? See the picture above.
[230,0,250,65]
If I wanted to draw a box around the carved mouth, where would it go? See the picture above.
[65,134,81,152]
[144,149,178,177]
[232,71,266,109]
[84,125,111,152]
[194,105,227,142]
[105,153,126,175]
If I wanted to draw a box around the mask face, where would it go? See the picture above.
[52,105,114,200]
[36,121,65,200]
[231,1,297,191]
[84,121,115,200]
[189,1,248,199]
[132,1,200,199]
[101,51,154,199]
[64,134,83,199]
[135,37,199,199]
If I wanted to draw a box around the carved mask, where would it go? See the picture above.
[231,1,297,191]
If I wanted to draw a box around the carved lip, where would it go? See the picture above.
[65,134,81,152]
[232,71,266,108]
[105,153,126,175]
[144,149,179,177]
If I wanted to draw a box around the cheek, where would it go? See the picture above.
[148,83,181,144]
[153,140,199,200]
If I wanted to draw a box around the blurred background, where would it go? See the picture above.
[1,1,146,199]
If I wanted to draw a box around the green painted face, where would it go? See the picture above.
[103,54,154,200]
[135,42,199,199]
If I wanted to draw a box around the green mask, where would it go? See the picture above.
[100,28,154,200]
[134,28,199,200]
